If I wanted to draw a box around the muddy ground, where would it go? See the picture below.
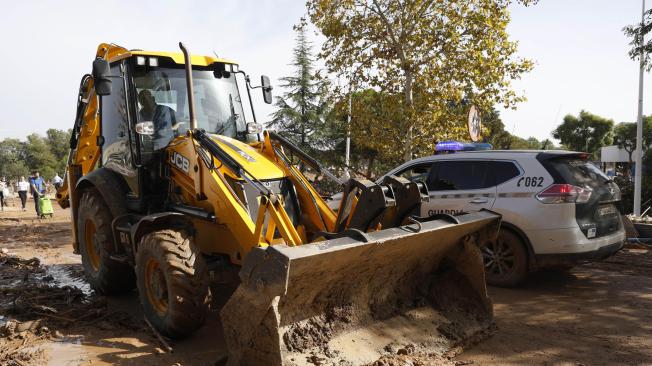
[1,202,651,365]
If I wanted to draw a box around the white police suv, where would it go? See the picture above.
[373,150,625,286]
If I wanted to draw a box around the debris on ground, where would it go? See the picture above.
[0,250,140,365]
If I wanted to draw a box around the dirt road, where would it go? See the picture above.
[1,203,651,365]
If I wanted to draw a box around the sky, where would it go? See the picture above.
[0,0,649,143]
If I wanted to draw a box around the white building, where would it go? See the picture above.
[600,145,639,176]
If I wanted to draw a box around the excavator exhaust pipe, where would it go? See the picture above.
[221,210,500,365]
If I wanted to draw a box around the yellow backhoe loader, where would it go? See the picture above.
[56,42,501,365]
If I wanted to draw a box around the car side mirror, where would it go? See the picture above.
[92,59,112,96]
[261,75,272,104]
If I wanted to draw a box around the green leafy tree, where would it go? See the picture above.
[24,133,57,180]
[307,0,535,161]
[623,8,652,70]
[46,128,72,175]
[337,89,404,176]
[482,109,513,149]
[0,138,29,180]
[552,110,614,158]
[509,135,543,150]
[270,22,331,154]
[613,119,652,169]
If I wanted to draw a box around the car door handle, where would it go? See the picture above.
[469,197,488,204]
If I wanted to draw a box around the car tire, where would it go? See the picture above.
[482,229,528,287]
[77,189,136,294]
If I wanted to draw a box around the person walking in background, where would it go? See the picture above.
[29,171,45,217]
[17,176,29,211]
[0,177,6,211]
[53,173,63,190]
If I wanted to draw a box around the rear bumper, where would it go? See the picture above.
[534,241,623,267]
[525,220,625,254]
[525,223,625,268]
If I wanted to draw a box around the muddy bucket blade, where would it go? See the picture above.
[221,210,500,366]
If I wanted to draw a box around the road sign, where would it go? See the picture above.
[468,105,482,142]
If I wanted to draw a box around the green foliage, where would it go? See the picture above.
[328,89,404,178]
[508,136,542,150]
[620,147,652,214]
[24,133,57,179]
[0,129,70,182]
[483,109,554,150]
[46,128,71,174]
[307,0,534,161]
[482,109,513,149]
[552,110,614,158]
[613,119,652,163]
[0,139,28,179]
[623,8,652,70]
[270,23,332,154]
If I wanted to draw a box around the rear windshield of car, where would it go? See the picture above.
[548,158,610,187]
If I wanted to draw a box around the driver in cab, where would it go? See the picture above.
[138,89,178,150]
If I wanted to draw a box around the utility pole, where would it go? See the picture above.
[634,0,646,216]
[344,90,352,180]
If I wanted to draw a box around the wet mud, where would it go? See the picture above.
[2,205,652,365]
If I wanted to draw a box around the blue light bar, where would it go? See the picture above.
[435,141,493,153]
[435,141,465,151]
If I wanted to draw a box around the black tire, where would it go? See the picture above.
[77,190,135,294]
[136,229,210,339]
[482,229,529,287]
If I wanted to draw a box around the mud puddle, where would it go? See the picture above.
[42,263,92,296]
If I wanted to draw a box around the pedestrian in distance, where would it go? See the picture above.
[17,176,29,211]
[53,173,63,190]
[29,171,45,217]
[0,177,6,211]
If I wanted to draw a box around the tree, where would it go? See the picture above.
[270,22,331,154]
[46,128,72,175]
[623,8,652,70]
[307,0,535,161]
[613,119,652,173]
[24,133,57,179]
[482,109,513,149]
[0,138,28,179]
[552,111,614,158]
[509,135,543,150]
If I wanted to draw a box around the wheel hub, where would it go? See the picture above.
[145,258,168,316]
[84,220,100,271]
[483,239,515,275]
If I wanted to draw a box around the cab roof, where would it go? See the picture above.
[96,43,237,67]
[130,50,237,66]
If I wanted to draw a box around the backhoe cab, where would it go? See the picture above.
[57,42,501,365]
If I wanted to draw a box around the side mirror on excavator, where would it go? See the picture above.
[92,59,112,96]
[261,75,272,104]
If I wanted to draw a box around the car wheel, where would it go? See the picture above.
[482,229,528,287]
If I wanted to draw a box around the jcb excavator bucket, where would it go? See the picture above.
[221,210,500,366]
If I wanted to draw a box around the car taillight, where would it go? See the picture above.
[536,184,592,204]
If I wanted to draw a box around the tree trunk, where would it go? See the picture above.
[366,155,376,179]
[403,70,414,162]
